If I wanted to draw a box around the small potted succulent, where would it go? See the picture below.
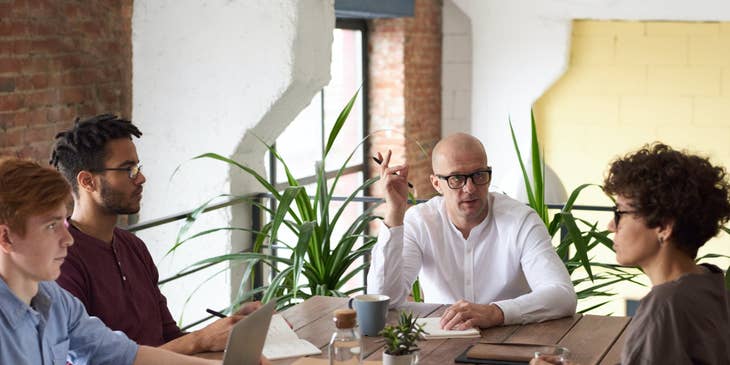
[379,311,428,365]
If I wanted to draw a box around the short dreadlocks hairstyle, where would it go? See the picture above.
[49,114,142,194]
[604,143,730,258]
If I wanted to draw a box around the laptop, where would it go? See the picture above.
[222,299,277,365]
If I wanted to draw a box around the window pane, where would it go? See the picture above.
[272,28,364,183]
[265,26,367,296]
[323,28,364,171]
[326,172,368,295]
[272,93,323,183]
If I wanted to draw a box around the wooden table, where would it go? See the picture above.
[274,297,630,365]
[268,296,630,365]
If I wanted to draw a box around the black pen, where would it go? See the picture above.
[206,308,227,318]
[372,156,414,188]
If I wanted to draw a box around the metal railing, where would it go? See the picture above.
[127,189,614,330]
[126,163,373,329]
[131,191,386,330]
[130,195,613,287]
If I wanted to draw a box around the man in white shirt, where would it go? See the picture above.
[366,133,576,330]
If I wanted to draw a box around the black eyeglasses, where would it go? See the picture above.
[613,206,637,227]
[91,163,143,180]
[436,168,492,189]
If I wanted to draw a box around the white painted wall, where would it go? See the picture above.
[450,0,730,190]
[132,0,333,325]
[441,0,472,137]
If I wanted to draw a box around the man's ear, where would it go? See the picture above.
[430,174,442,195]
[77,171,96,193]
[0,225,14,254]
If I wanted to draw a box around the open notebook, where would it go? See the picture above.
[416,317,481,339]
[263,314,322,360]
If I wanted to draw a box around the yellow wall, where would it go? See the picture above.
[534,20,730,315]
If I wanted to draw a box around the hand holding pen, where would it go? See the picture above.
[206,308,227,319]
[207,305,293,328]
[374,150,411,228]
[372,152,413,188]
[206,301,261,319]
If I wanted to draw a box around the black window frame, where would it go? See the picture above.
[264,19,371,289]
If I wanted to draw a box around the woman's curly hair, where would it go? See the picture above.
[604,143,730,258]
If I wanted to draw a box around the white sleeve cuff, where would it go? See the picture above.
[375,221,403,252]
[491,300,522,325]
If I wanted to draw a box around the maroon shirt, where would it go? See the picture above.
[57,223,185,346]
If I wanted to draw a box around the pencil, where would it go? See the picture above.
[206,308,227,318]
[372,156,414,188]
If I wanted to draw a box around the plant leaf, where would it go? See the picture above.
[192,153,281,200]
[578,300,611,314]
[508,117,537,211]
[263,266,295,303]
[529,110,547,222]
[560,212,594,280]
[291,221,315,299]
[269,186,305,249]
[324,88,360,157]
[411,279,423,302]
[169,226,271,255]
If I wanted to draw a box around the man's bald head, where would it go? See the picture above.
[429,133,491,234]
[432,133,488,173]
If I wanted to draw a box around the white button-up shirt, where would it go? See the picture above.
[367,193,577,325]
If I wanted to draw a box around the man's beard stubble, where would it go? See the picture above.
[99,178,141,215]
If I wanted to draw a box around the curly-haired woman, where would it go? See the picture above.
[533,143,730,365]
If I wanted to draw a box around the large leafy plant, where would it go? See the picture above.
[509,111,641,312]
[720,226,730,290]
[170,90,381,310]
[510,112,730,309]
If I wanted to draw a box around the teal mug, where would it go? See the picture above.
[348,294,390,336]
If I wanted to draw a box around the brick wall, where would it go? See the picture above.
[368,0,442,200]
[0,0,133,163]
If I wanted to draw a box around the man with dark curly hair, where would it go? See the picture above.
[533,143,730,365]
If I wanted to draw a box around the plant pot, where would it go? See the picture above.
[382,351,418,365]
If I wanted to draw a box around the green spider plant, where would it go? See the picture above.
[721,226,730,290]
[510,112,730,310]
[169,90,381,310]
[509,111,642,313]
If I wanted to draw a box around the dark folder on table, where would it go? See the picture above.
[455,343,560,365]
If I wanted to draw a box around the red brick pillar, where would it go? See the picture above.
[368,0,442,200]
[0,0,133,163]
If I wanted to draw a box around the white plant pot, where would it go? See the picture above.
[382,352,418,365]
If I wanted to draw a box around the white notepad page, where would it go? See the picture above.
[416,317,481,339]
[263,314,322,360]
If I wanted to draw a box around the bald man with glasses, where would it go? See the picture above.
[367,133,576,330]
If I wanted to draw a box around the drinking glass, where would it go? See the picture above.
[534,346,570,365]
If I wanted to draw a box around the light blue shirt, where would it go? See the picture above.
[0,278,138,365]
